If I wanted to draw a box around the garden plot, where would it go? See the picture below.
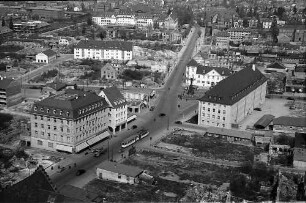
[158,130,261,162]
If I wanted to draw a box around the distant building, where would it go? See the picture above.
[265,62,287,73]
[58,37,70,45]
[293,132,306,169]
[273,116,306,134]
[13,21,50,34]
[35,49,57,63]
[198,66,267,128]
[30,89,110,153]
[285,65,306,93]
[214,31,230,49]
[185,59,231,88]
[0,26,13,40]
[26,6,65,20]
[74,40,133,62]
[98,86,127,134]
[0,77,22,107]
[227,27,251,43]
[96,161,143,184]
[100,63,118,80]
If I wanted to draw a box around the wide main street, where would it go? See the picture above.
[51,27,201,188]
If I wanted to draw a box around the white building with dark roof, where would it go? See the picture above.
[74,40,133,62]
[185,59,231,88]
[98,86,127,135]
[30,89,111,153]
[198,65,268,129]
[35,49,57,63]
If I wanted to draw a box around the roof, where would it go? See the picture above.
[100,86,126,108]
[0,77,14,89]
[206,126,253,140]
[42,49,57,57]
[0,26,12,34]
[254,114,275,129]
[273,116,306,128]
[267,62,286,70]
[31,89,109,119]
[198,66,267,105]
[0,165,68,203]
[228,27,251,32]
[215,31,230,37]
[196,65,231,77]
[97,161,143,177]
[75,40,133,51]
[46,81,67,91]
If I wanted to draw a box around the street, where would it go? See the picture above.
[50,26,201,188]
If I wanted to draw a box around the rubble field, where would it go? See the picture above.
[159,130,262,162]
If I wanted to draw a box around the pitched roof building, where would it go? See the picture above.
[198,66,268,128]
[30,89,111,153]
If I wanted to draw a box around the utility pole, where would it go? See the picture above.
[107,139,109,161]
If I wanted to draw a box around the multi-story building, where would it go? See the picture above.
[98,86,127,134]
[198,66,267,129]
[273,116,306,134]
[214,31,230,49]
[13,21,50,34]
[0,77,22,107]
[92,11,153,28]
[285,65,306,93]
[74,40,133,62]
[185,59,231,88]
[227,27,251,43]
[30,89,110,153]
[101,63,118,80]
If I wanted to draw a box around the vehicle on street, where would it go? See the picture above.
[121,129,150,148]
[159,113,166,117]
[287,97,295,100]
[150,106,155,111]
[175,121,182,124]
[132,125,137,129]
[76,169,86,176]
[254,108,262,111]
[94,148,107,157]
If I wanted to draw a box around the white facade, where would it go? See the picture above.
[35,53,56,63]
[198,81,267,128]
[228,29,251,42]
[93,13,153,28]
[185,66,229,88]
[263,21,272,29]
[74,48,133,61]
[59,38,69,45]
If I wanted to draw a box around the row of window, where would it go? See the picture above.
[34,115,70,124]
[34,131,71,143]
[34,123,70,133]
[203,107,226,114]
[201,120,226,127]
[202,113,226,121]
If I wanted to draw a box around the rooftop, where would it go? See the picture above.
[100,86,126,108]
[273,116,306,128]
[198,66,267,105]
[42,49,56,57]
[267,62,286,70]
[254,114,275,129]
[75,40,133,51]
[97,161,143,177]
[31,89,109,119]
[0,77,14,89]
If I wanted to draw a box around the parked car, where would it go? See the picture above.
[94,148,107,157]
[175,121,182,124]
[159,113,166,117]
[76,169,86,176]
[132,125,137,129]
[287,97,295,100]
[254,108,262,111]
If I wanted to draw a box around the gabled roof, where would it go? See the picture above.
[101,63,115,71]
[0,26,12,34]
[0,78,14,89]
[31,89,109,119]
[97,161,143,177]
[273,116,306,127]
[267,62,286,70]
[199,66,267,105]
[101,86,126,108]
[75,40,133,51]
[196,66,231,76]
[42,49,57,57]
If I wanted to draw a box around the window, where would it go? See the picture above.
[48,125,50,129]
[223,110,226,114]
[223,117,225,120]
[37,140,43,145]
[208,108,210,112]
[35,123,38,127]
[41,124,44,128]
[213,109,215,112]
[54,126,57,130]
[118,174,121,179]
[34,115,37,120]
[48,142,53,148]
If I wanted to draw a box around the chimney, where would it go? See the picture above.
[252,64,256,71]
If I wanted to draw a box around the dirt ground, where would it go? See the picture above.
[240,98,303,130]
[160,130,261,162]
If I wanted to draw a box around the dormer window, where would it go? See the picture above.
[67,111,70,116]
[53,110,56,114]
[47,108,49,113]
[40,107,44,111]
[34,106,37,111]
[60,111,63,115]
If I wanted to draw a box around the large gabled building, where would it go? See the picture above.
[74,40,133,62]
[30,89,111,153]
[98,86,127,135]
[198,66,268,129]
